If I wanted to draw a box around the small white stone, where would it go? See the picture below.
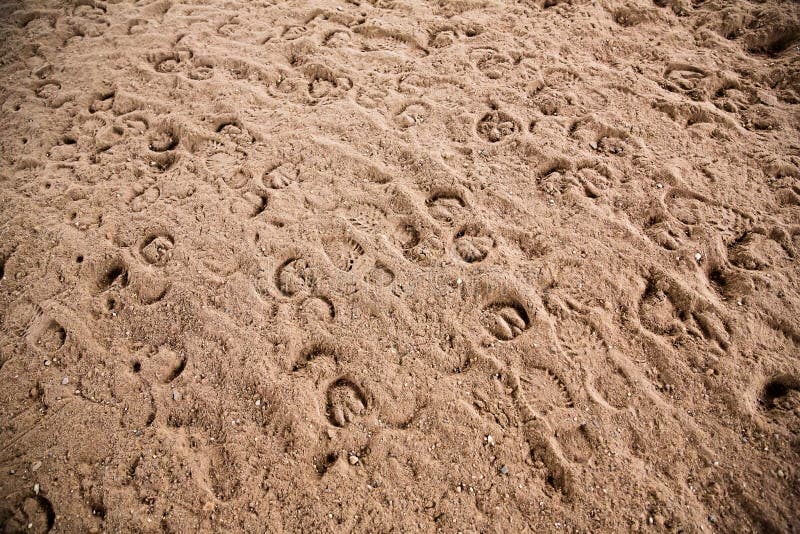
[33,483,40,495]
[349,455,359,465]
[694,252,702,262]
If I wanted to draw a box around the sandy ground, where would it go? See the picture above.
[0,0,799,532]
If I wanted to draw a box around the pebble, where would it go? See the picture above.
[31,461,42,472]
[695,252,702,262]
[43,359,51,367]
[486,435,495,447]
[172,389,181,401]
[33,483,40,495]
[61,377,69,385]
[500,465,509,475]
[349,455,359,465]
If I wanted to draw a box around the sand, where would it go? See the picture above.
[0,0,799,531]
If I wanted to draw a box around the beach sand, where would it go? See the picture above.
[0,0,799,531]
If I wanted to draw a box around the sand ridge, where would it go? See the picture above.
[0,0,799,531]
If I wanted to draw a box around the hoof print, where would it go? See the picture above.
[275,258,315,297]
[326,378,368,428]
[453,224,493,263]
[140,233,175,266]
[481,301,529,341]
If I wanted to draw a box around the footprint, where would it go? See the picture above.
[759,374,800,413]
[323,236,365,272]
[570,117,633,155]
[242,192,268,217]
[556,317,633,408]
[323,30,351,48]
[638,282,682,336]
[342,204,420,256]
[27,316,66,353]
[300,296,336,323]
[304,64,352,103]
[365,262,394,287]
[35,81,61,100]
[208,447,241,502]
[326,377,368,427]
[476,109,518,143]
[663,63,709,100]
[429,28,457,48]
[664,188,712,226]
[96,259,129,292]
[593,366,634,409]
[314,451,341,477]
[746,24,799,57]
[481,302,529,341]
[728,231,786,270]
[89,90,115,113]
[353,26,428,58]
[270,69,302,97]
[139,232,174,266]
[343,203,387,234]
[469,48,512,79]
[147,128,179,152]
[151,346,186,383]
[293,345,337,372]
[151,52,181,74]
[263,162,299,189]
[364,165,393,184]
[526,433,576,497]
[0,495,55,533]
[556,423,593,464]
[391,221,420,253]
[281,24,308,40]
[227,59,270,84]
[521,367,574,415]
[643,206,683,251]
[213,156,249,189]
[395,101,429,128]
[187,60,214,81]
[275,258,315,296]
[639,274,731,349]
[611,6,651,27]
[426,191,466,224]
[453,224,493,263]
[215,119,253,145]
